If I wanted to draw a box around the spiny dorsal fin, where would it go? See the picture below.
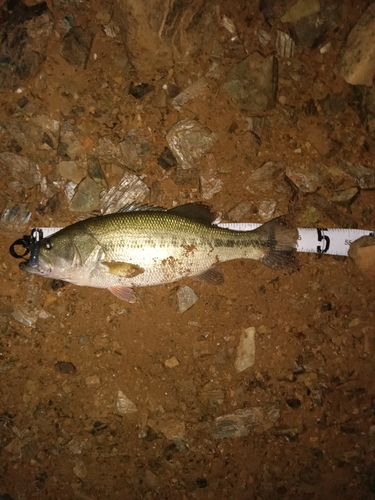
[117,204,166,213]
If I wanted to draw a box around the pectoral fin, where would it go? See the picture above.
[103,261,145,278]
[108,285,137,302]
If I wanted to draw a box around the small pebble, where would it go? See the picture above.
[54,361,77,374]
[164,356,179,368]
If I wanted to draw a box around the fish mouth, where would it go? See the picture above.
[19,260,51,276]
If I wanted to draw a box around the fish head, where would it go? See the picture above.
[20,232,80,281]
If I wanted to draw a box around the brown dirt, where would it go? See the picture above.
[1,1,375,499]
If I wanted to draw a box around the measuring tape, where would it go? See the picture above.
[34,225,374,257]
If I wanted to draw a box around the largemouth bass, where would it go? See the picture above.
[19,204,297,302]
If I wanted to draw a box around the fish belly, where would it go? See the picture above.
[85,235,259,289]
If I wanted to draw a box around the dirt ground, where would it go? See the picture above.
[1,0,375,499]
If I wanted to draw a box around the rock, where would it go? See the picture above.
[286,398,302,409]
[258,200,277,220]
[158,419,186,441]
[206,389,225,408]
[349,236,375,280]
[273,428,299,441]
[166,119,218,170]
[114,0,219,77]
[68,437,88,454]
[69,177,101,212]
[129,82,155,99]
[17,96,28,108]
[12,307,39,328]
[281,0,321,23]
[177,285,198,313]
[235,327,256,373]
[144,470,159,489]
[54,362,77,375]
[65,181,77,202]
[213,404,280,439]
[174,168,200,188]
[60,26,94,68]
[285,164,324,193]
[58,123,84,160]
[58,160,86,184]
[164,356,180,369]
[85,375,101,387]
[116,390,137,415]
[200,156,223,200]
[0,152,41,189]
[94,131,152,172]
[319,93,347,118]
[331,187,358,208]
[172,77,211,110]
[103,21,120,38]
[337,3,375,86]
[73,459,87,479]
[87,157,108,190]
[276,30,295,58]
[259,0,274,24]
[151,91,167,108]
[228,201,252,221]
[59,81,80,99]
[247,116,270,136]
[337,158,375,189]
[100,171,149,214]
[223,52,278,113]
[0,203,31,232]
[157,147,177,170]
[247,161,285,183]
[0,3,52,89]
[292,9,333,49]
[6,113,60,152]
[306,193,357,229]
[118,129,152,173]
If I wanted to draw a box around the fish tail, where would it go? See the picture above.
[255,217,298,269]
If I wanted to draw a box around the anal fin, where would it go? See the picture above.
[108,285,137,302]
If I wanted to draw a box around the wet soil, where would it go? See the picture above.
[1,1,375,499]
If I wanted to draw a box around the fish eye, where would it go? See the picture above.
[43,239,53,250]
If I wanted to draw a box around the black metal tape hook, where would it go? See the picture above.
[9,228,44,266]
[9,236,31,259]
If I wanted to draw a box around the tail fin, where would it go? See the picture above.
[255,217,298,269]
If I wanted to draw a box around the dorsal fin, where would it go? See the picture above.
[169,203,216,224]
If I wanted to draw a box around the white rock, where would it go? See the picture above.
[172,78,210,111]
[258,200,277,221]
[116,390,137,415]
[100,171,149,214]
[235,327,256,373]
[337,3,375,86]
[177,285,198,313]
[166,118,218,170]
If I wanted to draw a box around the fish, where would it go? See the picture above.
[19,203,298,302]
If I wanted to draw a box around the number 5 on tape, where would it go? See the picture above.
[317,228,330,254]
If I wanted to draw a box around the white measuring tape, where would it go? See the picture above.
[35,225,374,257]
